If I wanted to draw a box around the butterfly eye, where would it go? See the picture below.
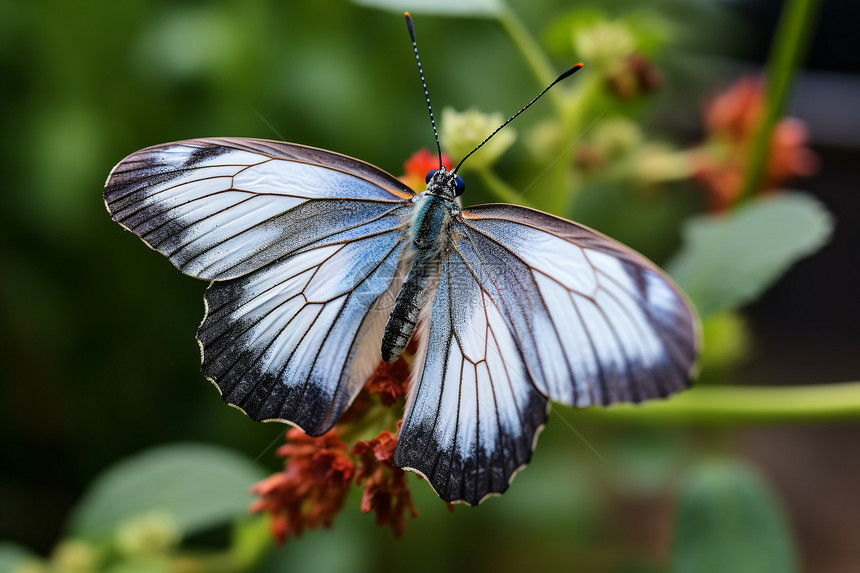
[425,169,439,183]
[454,175,465,197]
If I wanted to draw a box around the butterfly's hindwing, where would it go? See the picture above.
[396,250,549,505]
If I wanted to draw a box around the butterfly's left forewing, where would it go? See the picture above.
[455,204,699,407]
[105,137,416,434]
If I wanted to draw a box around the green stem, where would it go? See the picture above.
[494,3,594,215]
[495,6,567,118]
[562,382,860,426]
[561,72,603,138]
[739,0,821,201]
[475,166,534,207]
[545,76,605,216]
[539,157,572,216]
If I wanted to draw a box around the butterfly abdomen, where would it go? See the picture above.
[381,195,451,362]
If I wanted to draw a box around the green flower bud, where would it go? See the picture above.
[116,511,181,557]
[590,117,643,159]
[51,540,98,573]
[633,143,691,184]
[440,107,516,170]
[574,20,635,74]
[526,120,562,161]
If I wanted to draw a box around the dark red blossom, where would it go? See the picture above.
[365,356,410,406]
[607,53,663,99]
[249,428,355,545]
[353,428,418,537]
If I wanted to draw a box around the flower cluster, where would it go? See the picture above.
[364,356,410,407]
[692,75,818,210]
[13,513,184,573]
[574,19,636,74]
[250,349,419,545]
[353,426,419,537]
[440,108,517,170]
[606,53,662,100]
[249,429,355,544]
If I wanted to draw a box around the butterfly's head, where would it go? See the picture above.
[423,167,465,200]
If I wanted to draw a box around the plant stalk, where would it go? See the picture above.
[564,382,860,425]
[739,0,822,201]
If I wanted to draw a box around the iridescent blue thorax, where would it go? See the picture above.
[409,167,462,252]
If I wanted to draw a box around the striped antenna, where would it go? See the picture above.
[405,12,443,170]
[454,63,584,174]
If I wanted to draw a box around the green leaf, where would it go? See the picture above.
[349,0,503,17]
[67,443,267,540]
[667,192,832,316]
[0,542,39,573]
[672,460,797,573]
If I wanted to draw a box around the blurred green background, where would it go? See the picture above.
[1,0,859,572]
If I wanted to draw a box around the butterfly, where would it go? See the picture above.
[104,15,699,506]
